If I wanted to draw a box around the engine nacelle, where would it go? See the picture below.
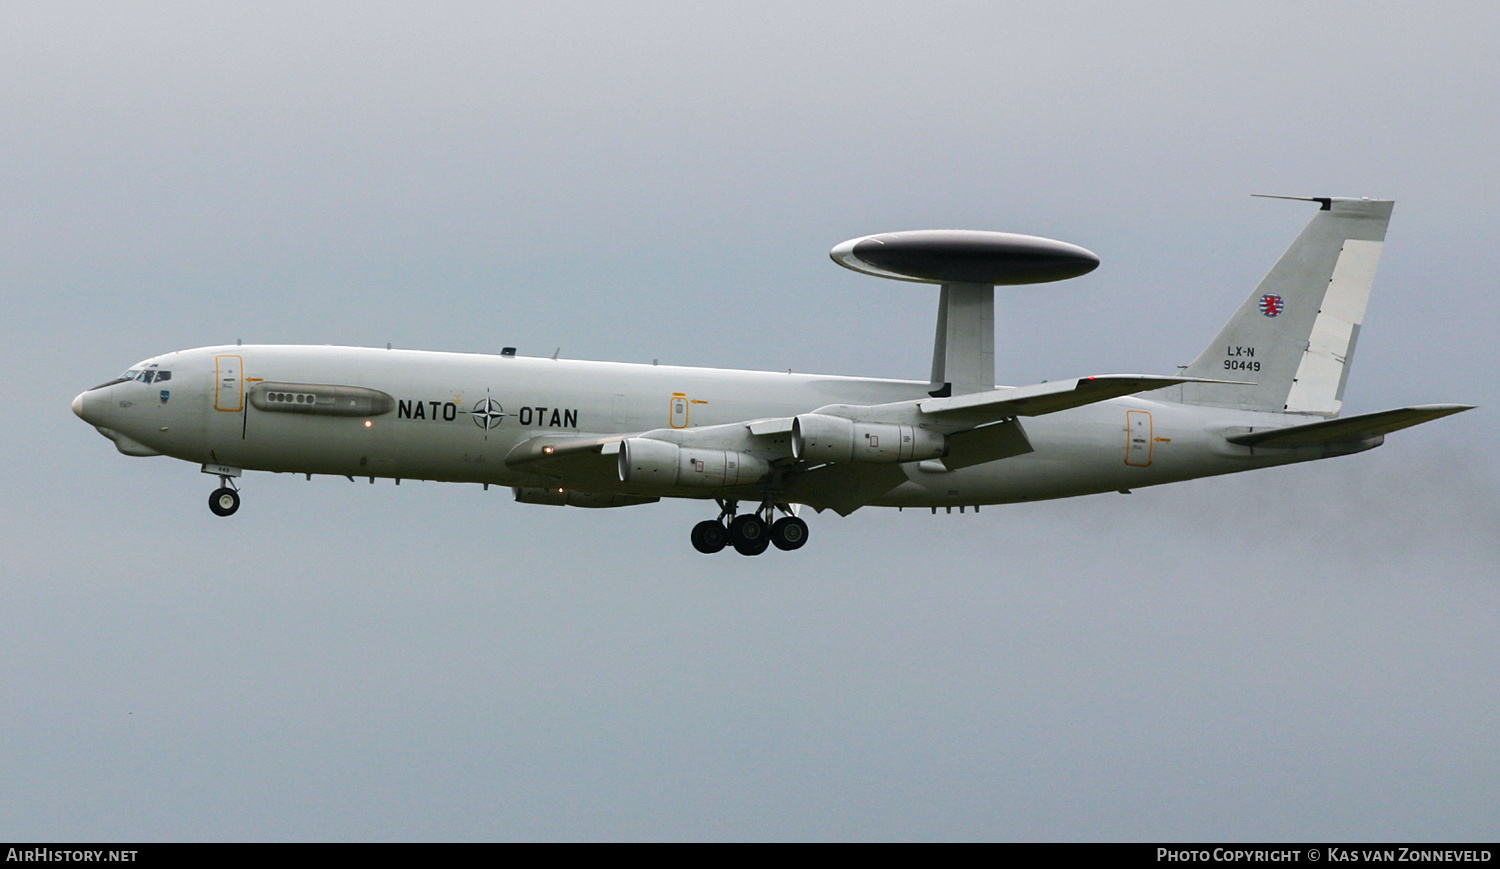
[791,414,947,463]
[617,438,770,488]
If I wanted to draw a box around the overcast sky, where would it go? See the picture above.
[2,2,1497,841]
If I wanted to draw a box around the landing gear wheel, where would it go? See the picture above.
[733,535,771,556]
[728,514,768,546]
[771,516,809,551]
[209,487,240,517]
[728,514,770,556]
[691,519,728,554]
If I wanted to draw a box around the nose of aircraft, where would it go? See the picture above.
[72,391,100,425]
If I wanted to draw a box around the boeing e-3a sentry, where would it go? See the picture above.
[72,197,1471,555]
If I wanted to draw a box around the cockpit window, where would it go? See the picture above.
[91,366,170,391]
[90,368,140,390]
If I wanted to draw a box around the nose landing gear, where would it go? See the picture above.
[208,481,240,517]
[691,499,808,555]
[202,463,243,517]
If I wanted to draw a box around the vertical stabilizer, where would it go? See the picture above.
[1180,197,1393,416]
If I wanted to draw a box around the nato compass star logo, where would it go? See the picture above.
[1259,293,1285,317]
[471,397,506,430]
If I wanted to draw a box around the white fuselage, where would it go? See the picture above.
[75,344,1326,509]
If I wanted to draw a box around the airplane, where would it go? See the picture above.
[72,196,1472,555]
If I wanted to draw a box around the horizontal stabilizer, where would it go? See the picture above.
[919,374,1245,419]
[1226,404,1473,448]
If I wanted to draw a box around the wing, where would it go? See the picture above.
[502,420,797,485]
[918,374,1242,419]
[502,432,631,486]
[504,374,1245,512]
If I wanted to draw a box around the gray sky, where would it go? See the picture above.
[3,1,1497,841]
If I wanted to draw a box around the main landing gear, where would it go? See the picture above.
[691,499,808,556]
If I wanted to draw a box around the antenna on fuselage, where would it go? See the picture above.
[829,230,1100,396]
